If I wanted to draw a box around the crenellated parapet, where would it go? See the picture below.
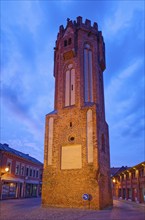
[54,16,106,79]
[56,16,98,42]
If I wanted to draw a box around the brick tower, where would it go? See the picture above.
[42,16,112,209]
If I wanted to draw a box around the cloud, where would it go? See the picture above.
[1,1,43,35]
[52,0,75,11]
[105,58,143,105]
[105,58,144,128]
[103,1,144,39]
[105,56,144,166]
[1,0,54,134]
[1,83,43,138]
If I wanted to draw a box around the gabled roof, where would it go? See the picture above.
[110,167,121,176]
[0,143,43,166]
[110,163,145,177]
[46,110,57,115]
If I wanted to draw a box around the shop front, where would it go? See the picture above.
[1,177,24,200]
[25,183,37,197]
[2,182,17,199]
[24,179,40,198]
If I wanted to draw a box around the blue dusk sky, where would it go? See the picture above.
[1,0,144,167]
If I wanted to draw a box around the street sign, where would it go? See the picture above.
[82,193,90,201]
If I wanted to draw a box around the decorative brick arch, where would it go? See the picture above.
[86,109,93,163]
[47,117,54,165]
[65,64,75,107]
[84,43,93,103]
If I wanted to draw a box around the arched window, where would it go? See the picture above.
[65,64,75,106]
[84,43,93,102]
[48,117,54,165]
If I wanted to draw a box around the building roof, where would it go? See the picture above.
[0,143,43,166]
[46,110,58,115]
[110,166,129,177]
[110,167,121,176]
[110,161,145,177]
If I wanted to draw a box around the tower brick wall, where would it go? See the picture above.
[42,16,113,209]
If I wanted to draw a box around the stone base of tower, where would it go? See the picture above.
[42,166,112,210]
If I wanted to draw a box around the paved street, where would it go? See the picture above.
[0,198,145,220]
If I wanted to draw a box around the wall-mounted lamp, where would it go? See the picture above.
[112,179,116,183]
[1,167,9,176]
[5,167,9,172]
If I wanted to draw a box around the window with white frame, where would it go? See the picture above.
[29,168,32,177]
[33,169,36,178]
[15,162,20,175]
[139,168,144,177]
[20,164,25,176]
[26,166,29,176]
[36,170,39,178]
[132,170,136,179]
[6,159,12,173]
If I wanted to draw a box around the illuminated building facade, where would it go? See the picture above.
[111,162,145,203]
[42,16,112,209]
[0,143,43,200]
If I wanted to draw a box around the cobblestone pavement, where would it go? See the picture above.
[0,198,145,220]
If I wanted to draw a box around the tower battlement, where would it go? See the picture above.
[57,16,99,39]
[54,16,105,83]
